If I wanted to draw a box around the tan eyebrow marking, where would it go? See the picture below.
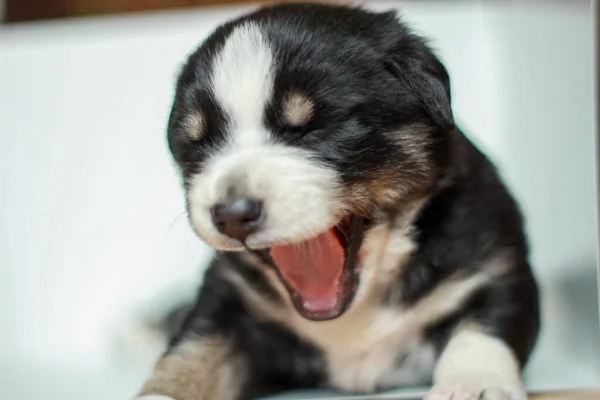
[282,92,314,127]
[183,112,205,140]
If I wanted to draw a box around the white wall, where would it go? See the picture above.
[0,1,597,399]
[0,6,255,399]
[480,0,600,389]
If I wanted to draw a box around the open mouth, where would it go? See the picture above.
[255,216,366,321]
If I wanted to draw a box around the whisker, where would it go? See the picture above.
[161,210,189,242]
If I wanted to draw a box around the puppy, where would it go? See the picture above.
[137,3,540,400]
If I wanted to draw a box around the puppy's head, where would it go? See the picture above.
[167,3,455,320]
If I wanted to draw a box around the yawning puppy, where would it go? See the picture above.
[137,3,540,400]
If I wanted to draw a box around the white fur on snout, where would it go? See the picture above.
[186,22,343,250]
[188,144,342,250]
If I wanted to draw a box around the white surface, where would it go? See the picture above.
[479,0,600,390]
[0,1,598,399]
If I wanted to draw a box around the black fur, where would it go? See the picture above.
[168,255,326,399]
[168,3,453,193]
[395,133,540,366]
[158,2,540,398]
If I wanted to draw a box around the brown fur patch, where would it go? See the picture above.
[282,92,314,127]
[351,171,431,213]
[350,123,437,209]
[183,112,205,140]
[139,337,245,400]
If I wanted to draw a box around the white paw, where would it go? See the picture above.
[425,381,527,400]
[135,396,176,400]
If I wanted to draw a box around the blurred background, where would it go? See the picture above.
[1,0,599,399]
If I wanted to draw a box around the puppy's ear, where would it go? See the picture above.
[383,30,454,129]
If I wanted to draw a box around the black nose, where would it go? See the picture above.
[210,198,264,242]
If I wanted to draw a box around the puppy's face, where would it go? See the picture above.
[168,4,454,320]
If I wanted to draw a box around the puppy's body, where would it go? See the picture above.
[138,3,540,400]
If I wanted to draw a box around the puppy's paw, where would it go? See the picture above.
[425,381,527,400]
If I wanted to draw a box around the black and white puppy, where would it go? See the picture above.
[137,3,540,400]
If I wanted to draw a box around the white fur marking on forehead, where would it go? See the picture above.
[211,23,274,147]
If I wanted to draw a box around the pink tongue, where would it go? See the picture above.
[270,229,344,313]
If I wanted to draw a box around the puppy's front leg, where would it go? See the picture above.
[426,326,527,400]
[137,336,246,400]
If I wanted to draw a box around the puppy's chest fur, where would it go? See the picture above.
[287,301,437,393]
[227,226,435,393]
[285,226,436,392]
[224,223,495,393]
